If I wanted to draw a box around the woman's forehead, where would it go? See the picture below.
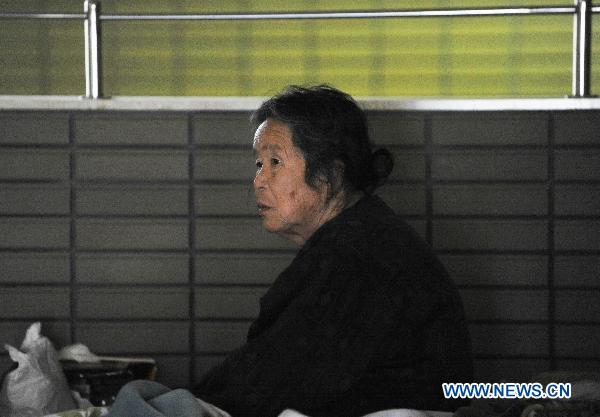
[253,142,284,156]
[253,119,293,152]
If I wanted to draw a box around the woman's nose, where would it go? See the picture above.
[254,169,266,190]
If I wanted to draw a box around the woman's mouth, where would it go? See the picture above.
[257,203,271,214]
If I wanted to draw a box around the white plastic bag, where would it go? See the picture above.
[0,322,76,417]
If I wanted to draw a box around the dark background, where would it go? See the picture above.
[0,108,598,389]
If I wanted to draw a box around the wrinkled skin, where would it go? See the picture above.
[253,118,343,245]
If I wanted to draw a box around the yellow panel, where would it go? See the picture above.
[0,0,595,96]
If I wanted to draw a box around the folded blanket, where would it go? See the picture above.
[49,380,452,417]
[44,407,109,417]
[107,380,230,417]
[279,409,451,417]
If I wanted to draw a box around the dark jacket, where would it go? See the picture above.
[195,195,473,417]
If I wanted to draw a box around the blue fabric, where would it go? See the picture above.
[107,380,206,417]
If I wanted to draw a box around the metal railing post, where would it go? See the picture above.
[84,0,102,98]
[572,0,593,97]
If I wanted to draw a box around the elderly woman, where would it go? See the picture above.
[194,85,473,416]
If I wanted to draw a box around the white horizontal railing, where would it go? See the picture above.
[3,96,600,112]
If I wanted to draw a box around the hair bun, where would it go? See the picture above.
[370,148,394,186]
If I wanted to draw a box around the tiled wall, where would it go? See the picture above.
[0,109,598,389]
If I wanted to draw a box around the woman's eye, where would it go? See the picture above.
[271,158,280,166]
[255,160,263,168]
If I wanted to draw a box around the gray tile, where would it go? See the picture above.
[195,322,250,353]
[474,359,549,382]
[194,149,254,181]
[434,184,547,215]
[77,219,188,250]
[555,150,600,180]
[193,112,253,145]
[77,253,188,284]
[440,255,547,286]
[0,321,71,348]
[367,112,425,145]
[389,149,425,181]
[195,287,264,319]
[0,288,70,319]
[555,325,600,357]
[555,112,600,145]
[0,113,69,144]
[554,256,600,287]
[196,218,296,250]
[0,253,70,283]
[460,289,548,321]
[0,186,70,215]
[556,290,600,322]
[0,219,70,249]
[554,220,600,251]
[470,324,548,355]
[195,253,293,285]
[195,184,256,216]
[433,220,547,251]
[77,186,188,215]
[0,150,69,180]
[555,359,600,373]
[75,322,189,353]
[555,185,600,216]
[77,288,189,319]
[376,184,425,216]
[74,114,188,145]
[432,113,547,145]
[77,150,188,180]
[432,150,547,181]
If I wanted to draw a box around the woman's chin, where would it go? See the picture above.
[260,218,280,234]
[262,219,294,241]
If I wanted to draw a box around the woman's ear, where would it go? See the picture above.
[333,159,345,184]
[314,160,345,203]
[330,159,346,197]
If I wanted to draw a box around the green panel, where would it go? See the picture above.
[0,0,595,96]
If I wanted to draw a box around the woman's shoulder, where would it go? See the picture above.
[307,194,453,288]
[314,195,422,253]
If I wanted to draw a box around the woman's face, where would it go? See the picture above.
[253,118,330,245]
